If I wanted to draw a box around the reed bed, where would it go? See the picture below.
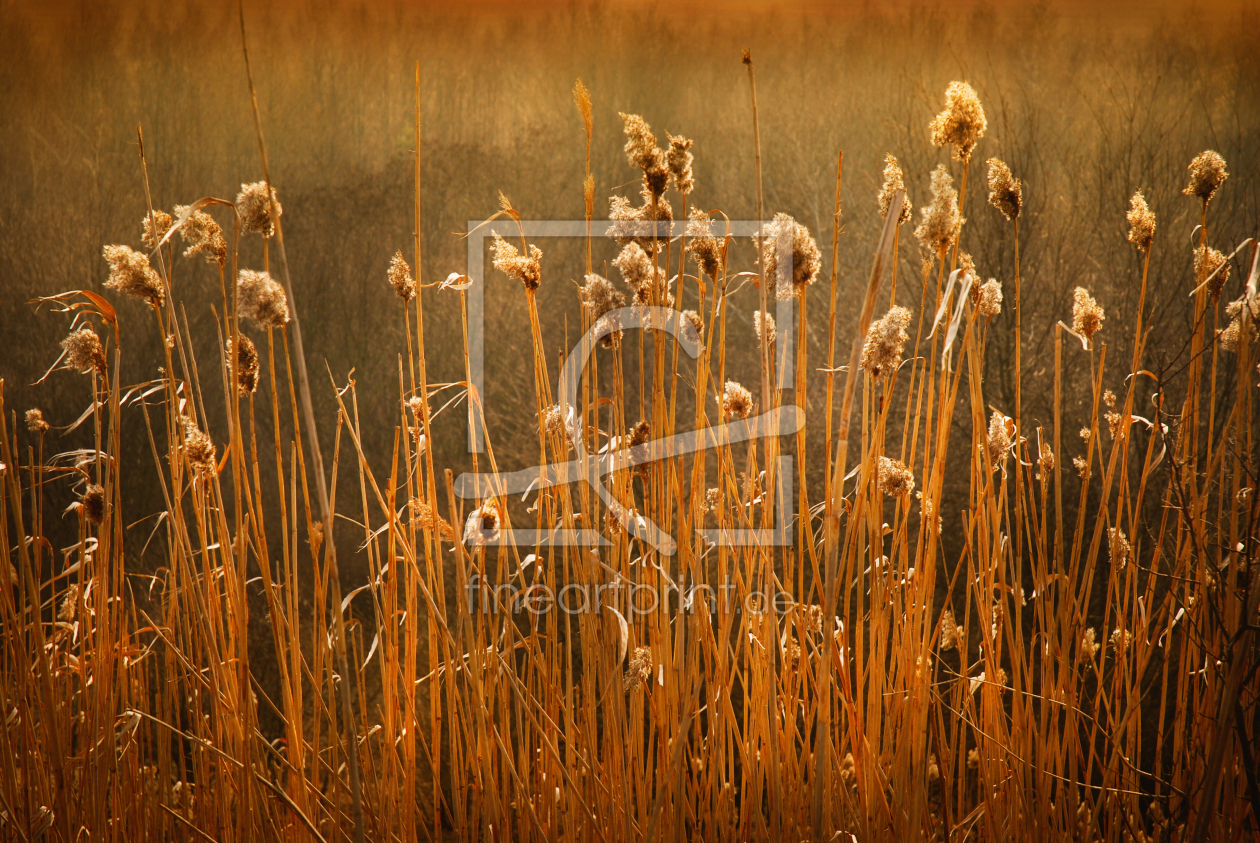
[1,57,1258,843]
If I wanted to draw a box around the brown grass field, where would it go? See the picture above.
[1,1,1258,840]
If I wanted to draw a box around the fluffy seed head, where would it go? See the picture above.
[703,487,722,513]
[615,243,672,308]
[686,209,724,280]
[986,411,1013,471]
[1109,528,1132,569]
[681,309,703,344]
[986,158,1022,222]
[860,306,912,381]
[174,205,227,266]
[878,154,913,226]
[81,484,105,525]
[929,81,987,162]
[1081,628,1099,659]
[1126,191,1156,251]
[62,325,107,374]
[977,278,1003,318]
[237,270,290,329]
[1182,150,1228,204]
[26,409,50,433]
[464,499,501,548]
[229,335,259,395]
[940,609,960,650]
[915,166,963,260]
[388,251,416,302]
[619,113,669,198]
[722,380,753,420]
[582,273,626,345]
[1194,245,1230,302]
[58,583,80,621]
[141,209,173,250]
[103,245,165,310]
[1072,287,1104,344]
[877,456,915,497]
[624,646,652,692]
[411,500,455,541]
[490,233,542,291]
[666,134,694,195]
[754,310,776,349]
[608,190,673,254]
[236,181,282,236]
[182,420,218,477]
[755,212,822,301]
[1219,296,1259,353]
[1038,441,1055,476]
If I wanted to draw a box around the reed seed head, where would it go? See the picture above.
[986,411,1013,471]
[490,233,542,291]
[977,278,1003,318]
[1081,627,1099,659]
[1126,191,1155,251]
[58,583,80,621]
[915,166,963,260]
[572,79,592,142]
[581,273,625,346]
[1218,296,1259,352]
[182,420,218,478]
[624,646,652,692]
[388,251,416,302]
[754,310,776,349]
[877,456,915,497]
[722,380,753,420]
[25,409,50,433]
[614,243,672,308]
[542,404,571,446]
[464,499,501,548]
[619,113,669,198]
[237,269,290,329]
[103,244,165,310]
[929,81,987,162]
[174,205,227,266]
[80,484,105,525]
[986,158,1022,222]
[229,335,259,395]
[666,133,694,195]
[141,209,173,250]
[681,309,703,344]
[755,212,822,301]
[1193,245,1229,302]
[860,305,911,381]
[1182,150,1228,204]
[236,181,282,236]
[411,500,455,541]
[940,609,960,650]
[608,190,673,254]
[1072,287,1104,344]
[920,494,942,535]
[1038,441,1055,477]
[703,487,722,513]
[62,325,107,374]
[686,209,724,280]
[1109,528,1132,569]
[877,154,913,226]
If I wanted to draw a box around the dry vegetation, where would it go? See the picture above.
[1,2,1259,841]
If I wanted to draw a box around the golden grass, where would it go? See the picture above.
[1,56,1258,843]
